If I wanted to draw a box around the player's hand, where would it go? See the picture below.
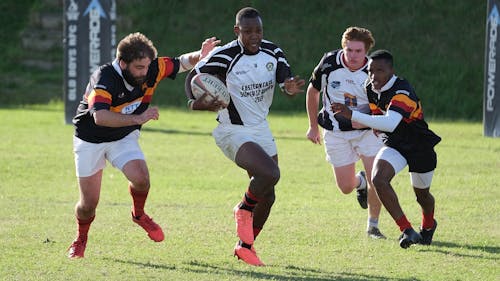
[351,121,367,129]
[135,106,159,124]
[306,126,322,144]
[284,75,306,96]
[192,93,224,112]
[200,37,221,60]
[331,103,352,119]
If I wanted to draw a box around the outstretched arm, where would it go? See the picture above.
[331,102,402,132]
[178,37,221,72]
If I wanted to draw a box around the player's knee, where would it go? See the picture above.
[131,175,150,191]
[77,200,97,215]
[337,184,354,194]
[262,188,276,203]
[371,175,389,192]
[416,191,433,205]
[263,165,280,186]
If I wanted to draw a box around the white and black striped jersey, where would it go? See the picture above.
[310,49,370,131]
[194,39,292,126]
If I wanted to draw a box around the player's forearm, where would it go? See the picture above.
[93,110,141,127]
[351,110,402,132]
[178,51,200,72]
[306,85,320,126]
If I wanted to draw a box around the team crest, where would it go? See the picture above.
[266,62,274,71]
[330,81,341,89]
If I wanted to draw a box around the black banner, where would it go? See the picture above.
[484,0,500,137]
[63,0,116,124]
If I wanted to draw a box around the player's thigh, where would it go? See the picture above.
[73,136,107,178]
[107,130,145,171]
[332,163,357,193]
[354,130,383,158]
[122,159,150,187]
[410,170,435,189]
[77,170,103,208]
[323,130,358,167]
[374,146,407,176]
[213,123,277,163]
[235,141,278,176]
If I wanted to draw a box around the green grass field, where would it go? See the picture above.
[0,104,498,281]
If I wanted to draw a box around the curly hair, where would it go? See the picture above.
[116,32,157,63]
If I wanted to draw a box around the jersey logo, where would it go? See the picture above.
[121,101,141,114]
[330,81,340,89]
[344,93,358,107]
[118,92,125,98]
[266,62,274,71]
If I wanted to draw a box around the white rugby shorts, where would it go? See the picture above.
[212,121,277,161]
[374,146,434,189]
[323,129,383,167]
[73,130,145,177]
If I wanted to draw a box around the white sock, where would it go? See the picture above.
[368,217,379,229]
[357,173,367,190]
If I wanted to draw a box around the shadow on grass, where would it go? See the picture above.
[103,257,177,271]
[185,260,413,281]
[419,240,500,259]
[104,257,422,281]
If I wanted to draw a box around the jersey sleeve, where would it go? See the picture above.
[157,56,180,80]
[86,67,115,114]
[274,46,292,85]
[309,53,327,91]
[196,46,230,79]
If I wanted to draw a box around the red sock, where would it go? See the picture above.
[253,227,262,239]
[240,190,259,211]
[130,186,148,217]
[422,211,435,229]
[76,215,95,240]
[395,215,412,232]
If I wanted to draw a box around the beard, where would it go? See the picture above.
[122,67,146,88]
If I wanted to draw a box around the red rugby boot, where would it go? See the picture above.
[132,212,164,242]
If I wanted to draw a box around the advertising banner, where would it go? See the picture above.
[63,0,116,124]
[484,0,500,137]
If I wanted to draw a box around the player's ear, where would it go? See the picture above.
[233,25,239,37]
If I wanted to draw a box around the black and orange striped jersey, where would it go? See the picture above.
[366,75,441,153]
[73,57,179,143]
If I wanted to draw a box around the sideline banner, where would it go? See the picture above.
[63,0,116,124]
[484,0,500,137]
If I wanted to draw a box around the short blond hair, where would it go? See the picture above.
[341,27,375,52]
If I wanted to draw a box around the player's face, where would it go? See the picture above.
[368,59,394,90]
[121,57,151,87]
[235,16,263,54]
[343,40,367,71]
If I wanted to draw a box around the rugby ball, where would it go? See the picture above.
[190,73,230,108]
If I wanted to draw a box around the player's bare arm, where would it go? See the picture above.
[178,37,221,72]
[93,107,159,127]
[305,84,322,144]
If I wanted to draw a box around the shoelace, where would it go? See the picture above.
[140,216,159,230]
